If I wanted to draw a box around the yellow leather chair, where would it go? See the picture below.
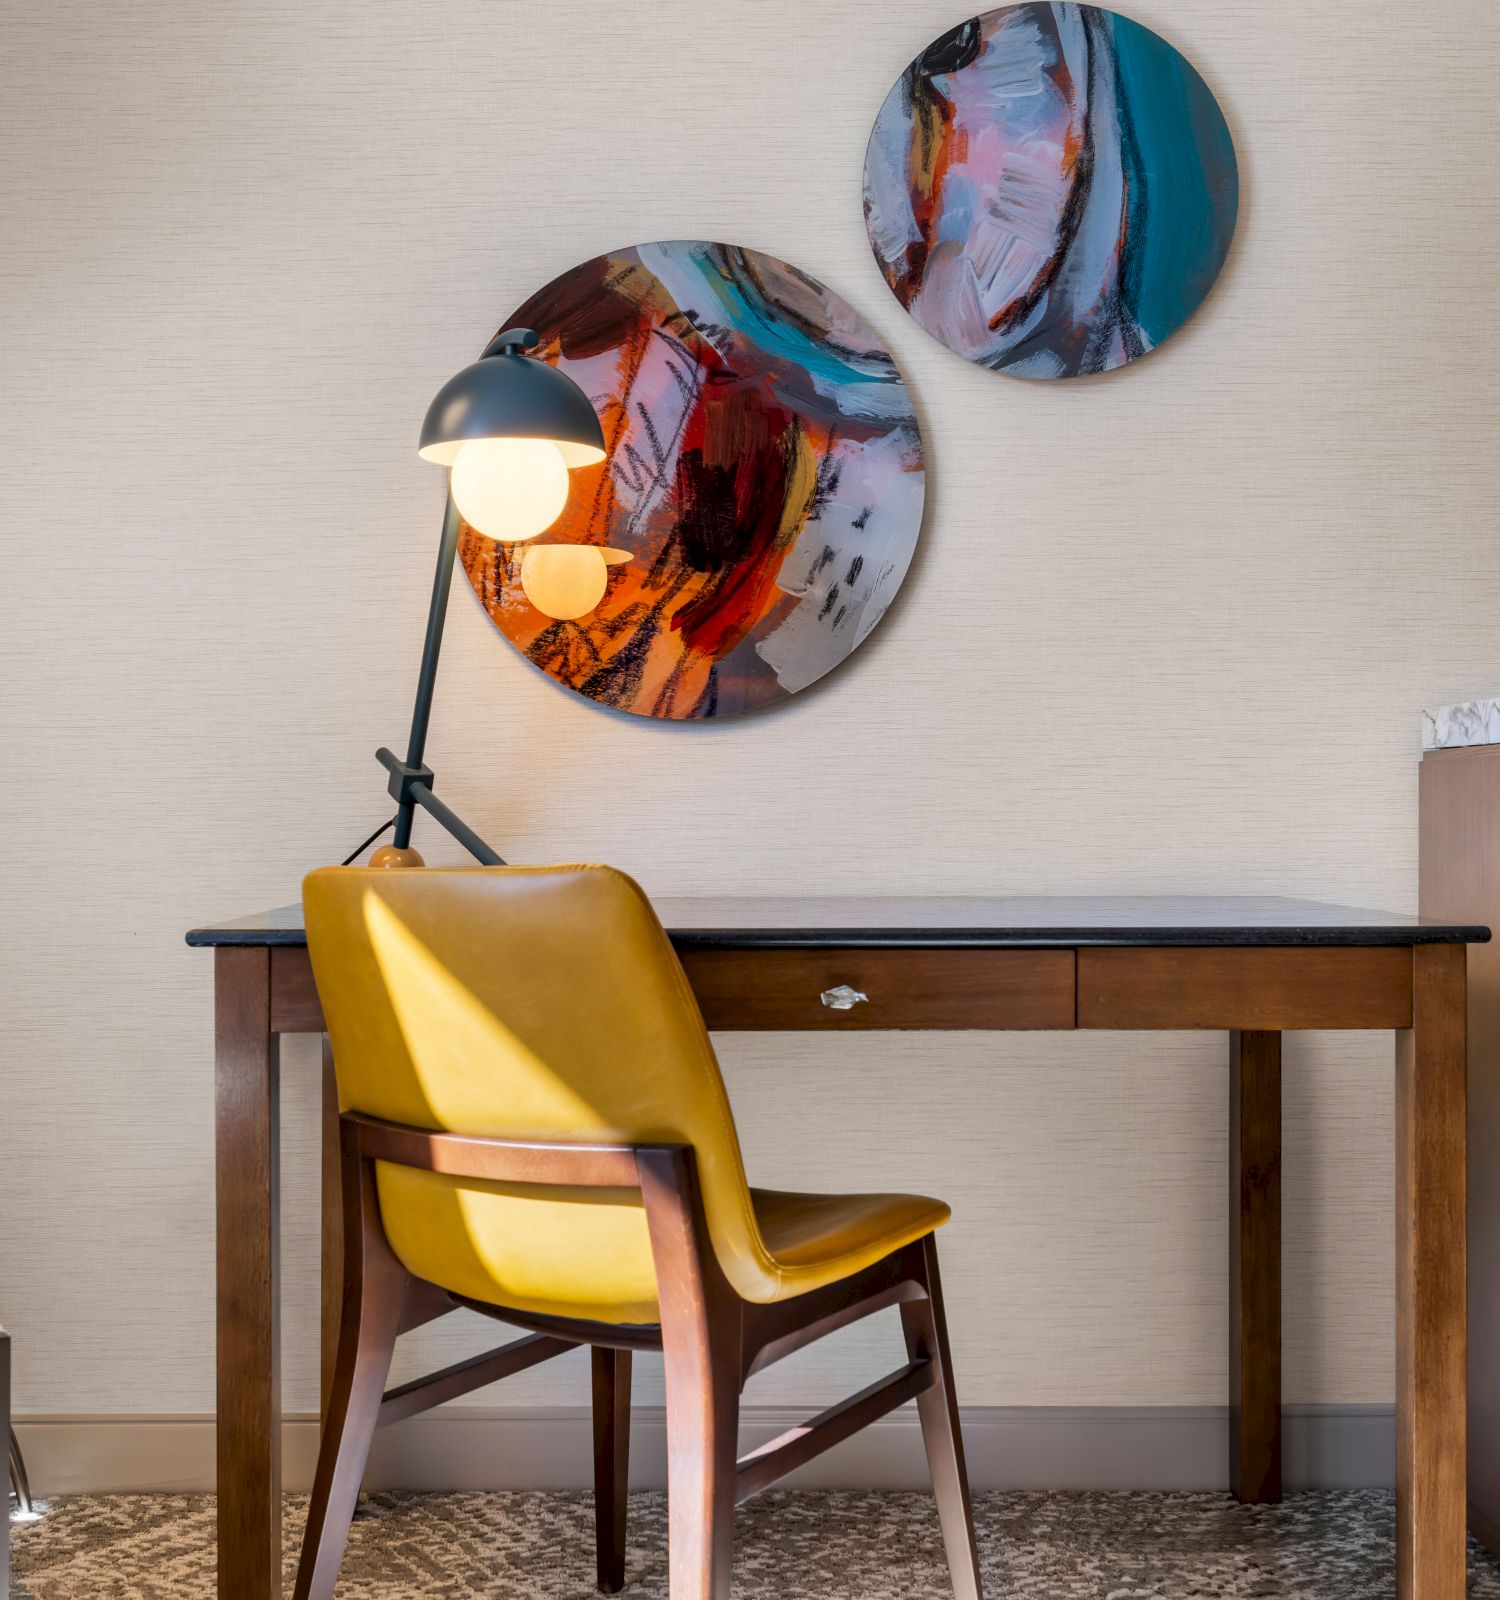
[296,865,981,1600]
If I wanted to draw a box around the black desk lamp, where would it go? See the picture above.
[365,328,605,868]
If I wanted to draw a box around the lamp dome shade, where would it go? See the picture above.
[418,329,606,469]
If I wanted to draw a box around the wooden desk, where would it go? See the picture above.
[188,895,1489,1600]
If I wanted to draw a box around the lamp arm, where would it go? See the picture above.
[376,492,506,866]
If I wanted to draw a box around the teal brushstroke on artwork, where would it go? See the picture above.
[687,251,890,390]
[1111,13,1238,349]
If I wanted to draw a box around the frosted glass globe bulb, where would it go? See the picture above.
[520,545,608,621]
[449,437,569,542]
[520,545,632,621]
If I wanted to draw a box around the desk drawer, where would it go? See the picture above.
[675,947,1075,1031]
[1076,946,1414,1029]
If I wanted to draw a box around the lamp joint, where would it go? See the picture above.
[375,747,434,808]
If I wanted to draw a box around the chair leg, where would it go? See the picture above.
[660,1332,739,1600]
[8,1426,32,1516]
[902,1235,982,1600]
[638,1147,742,1600]
[293,1153,409,1600]
[592,1347,631,1593]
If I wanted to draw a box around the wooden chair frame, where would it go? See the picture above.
[294,1113,982,1600]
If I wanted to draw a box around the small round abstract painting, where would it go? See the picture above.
[863,4,1238,378]
[457,241,925,719]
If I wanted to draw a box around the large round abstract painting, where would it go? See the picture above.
[863,4,1238,378]
[457,241,925,719]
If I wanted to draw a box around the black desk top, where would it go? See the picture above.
[187,894,1489,951]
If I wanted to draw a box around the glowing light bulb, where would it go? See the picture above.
[520,545,632,621]
[449,437,569,542]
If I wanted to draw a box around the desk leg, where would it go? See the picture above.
[215,948,282,1600]
[320,1037,342,1422]
[1229,1029,1282,1503]
[1396,944,1467,1600]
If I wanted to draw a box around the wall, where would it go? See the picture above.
[2,0,1498,1483]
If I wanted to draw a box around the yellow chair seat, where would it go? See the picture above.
[749,1186,951,1287]
[377,1170,950,1326]
[307,864,953,1326]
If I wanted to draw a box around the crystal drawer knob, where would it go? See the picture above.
[820,985,869,1011]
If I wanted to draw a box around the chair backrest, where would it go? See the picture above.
[302,865,762,1323]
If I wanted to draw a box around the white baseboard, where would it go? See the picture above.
[14,1405,1394,1497]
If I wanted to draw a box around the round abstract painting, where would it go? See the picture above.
[863,4,1238,378]
[457,241,925,719]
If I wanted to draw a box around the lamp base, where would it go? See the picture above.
[369,845,427,869]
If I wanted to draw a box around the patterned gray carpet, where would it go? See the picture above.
[11,1490,1500,1597]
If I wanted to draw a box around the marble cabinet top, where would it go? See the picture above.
[1423,696,1500,750]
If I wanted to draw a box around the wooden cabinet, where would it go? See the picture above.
[1420,742,1500,1554]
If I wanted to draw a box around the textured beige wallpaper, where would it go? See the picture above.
[1,0,1497,1422]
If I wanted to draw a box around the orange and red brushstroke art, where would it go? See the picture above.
[458,241,925,719]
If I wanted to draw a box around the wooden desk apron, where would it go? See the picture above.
[189,895,1488,1600]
